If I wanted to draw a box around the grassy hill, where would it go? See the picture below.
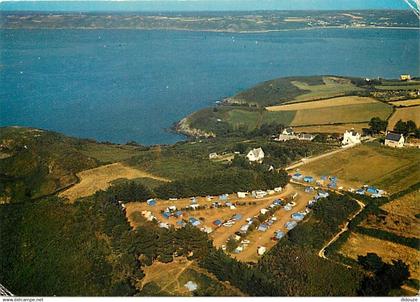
[182,75,419,137]
[0,127,146,203]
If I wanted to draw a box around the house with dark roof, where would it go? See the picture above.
[384,132,405,148]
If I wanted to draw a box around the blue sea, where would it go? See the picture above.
[0,28,419,144]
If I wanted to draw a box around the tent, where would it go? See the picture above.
[147,199,157,206]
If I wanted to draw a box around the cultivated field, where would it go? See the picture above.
[389,99,420,107]
[126,184,315,262]
[266,96,379,111]
[288,77,363,103]
[293,123,369,134]
[289,102,392,126]
[59,162,169,202]
[297,143,420,193]
[387,106,420,130]
[340,232,420,281]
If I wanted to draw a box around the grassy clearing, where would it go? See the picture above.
[293,123,369,134]
[78,142,144,163]
[298,143,420,193]
[387,106,420,130]
[290,102,393,126]
[382,190,420,220]
[289,76,363,103]
[139,257,243,296]
[389,99,420,107]
[339,232,420,280]
[266,96,378,111]
[59,162,169,202]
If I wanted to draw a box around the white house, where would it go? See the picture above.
[342,129,361,147]
[246,147,265,163]
[276,127,297,141]
[384,132,405,148]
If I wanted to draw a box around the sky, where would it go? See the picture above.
[0,0,412,11]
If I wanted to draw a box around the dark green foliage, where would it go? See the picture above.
[358,255,410,296]
[354,227,420,249]
[393,119,417,136]
[257,193,362,296]
[154,169,288,199]
[106,181,154,203]
[368,117,388,134]
[0,196,139,296]
[0,128,98,202]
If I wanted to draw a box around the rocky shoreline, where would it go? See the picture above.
[174,117,216,139]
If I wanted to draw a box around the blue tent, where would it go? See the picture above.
[189,217,201,226]
[147,199,157,206]
[162,212,171,219]
[330,176,337,182]
[367,186,378,194]
[213,219,222,226]
[275,231,285,240]
[305,186,314,193]
[356,189,366,195]
[321,176,328,181]
[292,173,303,180]
[258,224,268,232]
[233,214,242,221]
[273,199,282,206]
[175,211,183,217]
[328,182,337,188]
[292,213,305,221]
[219,194,228,200]
[303,176,314,183]
[285,221,298,230]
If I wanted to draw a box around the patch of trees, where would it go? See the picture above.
[154,168,288,200]
[357,253,410,296]
[393,119,418,137]
[0,196,140,296]
[368,117,388,134]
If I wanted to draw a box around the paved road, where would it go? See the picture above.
[0,283,13,296]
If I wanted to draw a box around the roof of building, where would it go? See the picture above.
[247,147,264,159]
[385,132,403,142]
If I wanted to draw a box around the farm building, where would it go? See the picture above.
[213,219,222,226]
[297,133,315,141]
[384,132,405,148]
[146,199,157,206]
[292,173,303,180]
[276,127,297,141]
[189,217,201,226]
[342,129,361,147]
[400,74,411,81]
[303,176,314,183]
[285,221,298,230]
[246,147,265,163]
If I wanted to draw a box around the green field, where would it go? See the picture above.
[298,142,420,193]
[290,102,393,126]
